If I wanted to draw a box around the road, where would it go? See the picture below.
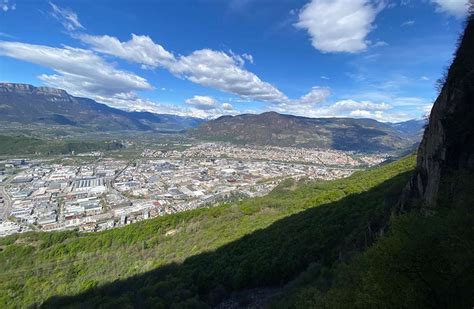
[0,179,13,220]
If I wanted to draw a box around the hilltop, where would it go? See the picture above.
[0,83,203,133]
[190,111,422,153]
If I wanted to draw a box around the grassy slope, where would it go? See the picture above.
[0,156,415,307]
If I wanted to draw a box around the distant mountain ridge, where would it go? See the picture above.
[190,111,423,153]
[388,119,426,138]
[0,83,424,152]
[0,83,204,132]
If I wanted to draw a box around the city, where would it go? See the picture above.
[0,143,387,236]
[0,1,471,307]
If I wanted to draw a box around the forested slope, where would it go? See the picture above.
[0,156,415,307]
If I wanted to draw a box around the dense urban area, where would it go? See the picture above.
[0,142,387,237]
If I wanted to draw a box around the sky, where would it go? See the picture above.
[0,0,471,121]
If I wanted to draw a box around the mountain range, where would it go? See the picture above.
[0,83,204,132]
[190,111,424,152]
[0,82,424,153]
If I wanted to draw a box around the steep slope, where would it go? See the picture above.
[274,15,474,309]
[190,111,417,153]
[399,14,474,209]
[0,83,203,132]
[0,157,415,307]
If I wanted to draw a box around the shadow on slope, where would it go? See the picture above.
[41,171,412,308]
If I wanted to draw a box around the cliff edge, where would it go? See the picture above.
[399,14,474,210]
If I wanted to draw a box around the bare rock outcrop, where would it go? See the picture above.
[399,15,474,210]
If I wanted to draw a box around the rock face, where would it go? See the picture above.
[399,15,474,209]
[0,83,68,97]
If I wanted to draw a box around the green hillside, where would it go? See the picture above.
[0,156,415,307]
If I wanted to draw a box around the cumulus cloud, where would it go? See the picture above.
[298,87,331,105]
[50,2,84,31]
[169,49,289,103]
[270,98,409,122]
[325,99,392,113]
[7,5,357,118]
[110,96,408,122]
[0,41,152,100]
[183,95,238,118]
[185,95,218,110]
[58,89,228,119]
[91,92,183,114]
[0,34,330,118]
[430,0,471,18]
[79,34,174,69]
[295,0,384,53]
[79,34,288,103]
[222,103,234,110]
[79,34,327,106]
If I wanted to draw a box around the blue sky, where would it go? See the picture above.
[0,0,471,121]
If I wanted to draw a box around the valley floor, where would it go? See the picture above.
[0,156,415,307]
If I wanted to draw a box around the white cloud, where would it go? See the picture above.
[91,92,184,115]
[80,34,288,103]
[79,34,174,69]
[80,34,327,106]
[401,20,415,26]
[169,49,289,103]
[183,95,238,118]
[326,99,392,112]
[320,75,330,80]
[241,53,254,64]
[78,91,233,119]
[298,87,331,105]
[420,76,430,81]
[430,0,471,18]
[222,103,234,110]
[349,109,374,117]
[270,97,413,122]
[372,40,388,47]
[49,2,84,31]
[1,0,15,12]
[421,104,434,116]
[295,0,384,53]
[185,95,218,110]
[0,41,152,100]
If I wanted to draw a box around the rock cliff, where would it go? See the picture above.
[399,14,474,210]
